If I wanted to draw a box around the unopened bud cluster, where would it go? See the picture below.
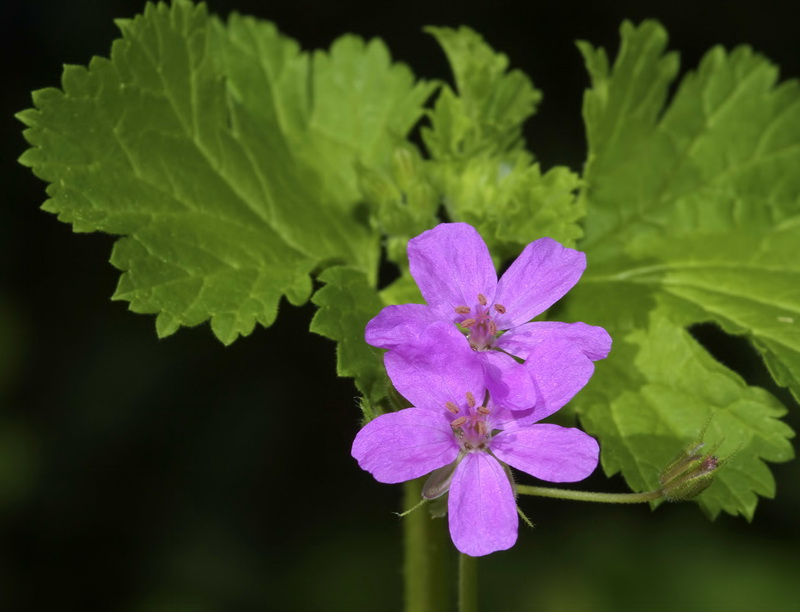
[658,438,723,501]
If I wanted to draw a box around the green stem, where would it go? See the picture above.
[404,479,450,612]
[516,484,664,503]
[458,553,478,612]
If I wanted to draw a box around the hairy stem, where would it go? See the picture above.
[404,479,450,612]
[516,484,664,503]
[458,553,478,612]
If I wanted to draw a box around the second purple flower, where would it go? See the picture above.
[366,223,612,415]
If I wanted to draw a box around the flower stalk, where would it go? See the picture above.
[516,484,664,503]
[404,479,450,612]
[516,434,726,505]
[458,553,478,612]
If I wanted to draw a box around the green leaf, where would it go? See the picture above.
[419,25,582,259]
[379,274,424,309]
[626,229,800,401]
[18,1,433,344]
[568,20,800,517]
[572,299,794,519]
[356,145,441,261]
[304,35,439,200]
[422,26,542,160]
[579,20,800,260]
[310,267,388,410]
[435,155,584,259]
[218,15,438,217]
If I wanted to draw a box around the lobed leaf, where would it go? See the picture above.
[420,26,583,260]
[569,20,800,517]
[435,155,584,260]
[18,1,433,344]
[571,297,794,519]
[579,20,800,260]
[422,26,542,160]
[310,267,388,411]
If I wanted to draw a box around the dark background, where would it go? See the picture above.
[3,1,800,610]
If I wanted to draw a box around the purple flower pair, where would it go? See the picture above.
[352,223,611,556]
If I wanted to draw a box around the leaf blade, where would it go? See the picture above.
[19,1,434,343]
[571,20,800,517]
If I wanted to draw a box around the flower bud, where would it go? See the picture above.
[391,146,417,190]
[423,459,461,500]
[357,164,401,208]
[658,436,724,502]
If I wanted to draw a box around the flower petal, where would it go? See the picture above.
[494,238,586,327]
[365,303,436,349]
[408,223,497,319]
[448,453,518,557]
[491,423,599,482]
[351,408,459,483]
[384,322,485,411]
[498,321,612,361]
[478,350,537,412]
[523,339,597,421]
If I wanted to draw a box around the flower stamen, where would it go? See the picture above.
[445,401,460,414]
[453,294,509,351]
[465,392,476,408]
[451,416,468,428]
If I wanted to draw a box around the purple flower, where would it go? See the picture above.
[366,223,611,413]
[352,324,600,557]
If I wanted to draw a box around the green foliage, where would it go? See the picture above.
[435,156,584,259]
[310,267,387,410]
[572,298,793,518]
[18,0,433,344]
[421,26,584,260]
[565,20,799,518]
[422,26,542,160]
[18,4,800,519]
[356,145,441,271]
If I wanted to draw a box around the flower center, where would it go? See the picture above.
[447,391,493,452]
[454,293,507,351]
